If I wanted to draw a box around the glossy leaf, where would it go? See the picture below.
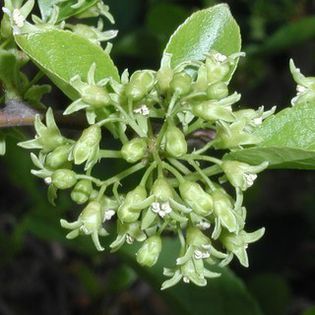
[163,4,241,80]
[226,102,315,169]
[15,30,119,100]
[121,239,263,315]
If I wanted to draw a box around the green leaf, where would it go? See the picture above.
[121,239,263,315]
[247,273,291,315]
[15,30,119,100]
[163,4,241,80]
[226,102,315,169]
[38,0,98,21]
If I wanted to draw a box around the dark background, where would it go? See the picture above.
[1,0,315,314]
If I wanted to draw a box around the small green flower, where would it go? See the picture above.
[117,185,147,223]
[110,221,146,252]
[164,124,187,158]
[71,124,101,169]
[179,180,213,216]
[156,53,174,94]
[65,63,112,123]
[121,137,147,163]
[51,169,77,190]
[170,72,192,96]
[60,201,108,251]
[45,144,72,170]
[220,228,265,267]
[18,108,67,153]
[192,92,240,122]
[71,179,93,204]
[289,59,315,105]
[136,235,162,267]
[221,160,268,191]
[124,70,155,101]
[66,19,117,46]
[214,119,261,149]
[161,257,220,290]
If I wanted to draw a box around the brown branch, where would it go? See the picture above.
[0,99,87,130]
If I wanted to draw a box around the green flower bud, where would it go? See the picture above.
[73,124,101,166]
[121,137,147,163]
[71,179,93,204]
[136,235,162,267]
[52,169,77,190]
[151,177,174,201]
[192,101,233,122]
[45,144,72,170]
[157,53,174,94]
[170,72,192,96]
[125,70,155,101]
[214,120,260,149]
[165,125,187,158]
[186,226,211,248]
[79,201,103,234]
[212,190,237,233]
[179,181,213,216]
[205,53,230,84]
[81,85,111,108]
[221,160,268,191]
[117,185,147,223]
[207,82,229,99]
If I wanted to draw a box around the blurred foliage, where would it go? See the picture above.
[1,0,315,314]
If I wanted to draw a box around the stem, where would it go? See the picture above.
[167,158,191,175]
[97,116,126,127]
[194,140,216,155]
[98,150,122,159]
[103,161,146,187]
[140,161,157,186]
[188,159,215,191]
[161,161,184,183]
[76,175,103,186]
[185,118,204,135]
[23,71,45,93]
[182,153,222,166]
[166,92,179,118]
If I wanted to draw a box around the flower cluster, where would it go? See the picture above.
[19,47,275,289]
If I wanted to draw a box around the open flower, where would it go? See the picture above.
[60,201,108,251]
[221,160,268,191]
[18,108,68,153]
[65,63,112,123]
[220,228,265,267]
[289,59,315,106]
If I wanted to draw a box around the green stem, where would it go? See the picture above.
[97,117,126,127]
[98,149,122,159]
[182,153,222,166]
[188,159,215,191]
[167,158,191,175]
[23,71,45,93]
[194,140,216,155]
[103,161,146,187]
[76,174,103,186]
[140,161,157,186]
[185,118,204,135]
[162,161,184,183]
[166,92,179,118]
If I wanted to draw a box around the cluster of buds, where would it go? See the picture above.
[19,47,276,289]
[2,0,116,48]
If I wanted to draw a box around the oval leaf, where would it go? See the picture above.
[226,102,315,169]
[15,30,119,100]
[163,3,241,80]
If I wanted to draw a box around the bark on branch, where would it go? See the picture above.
[0,100,87,130]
